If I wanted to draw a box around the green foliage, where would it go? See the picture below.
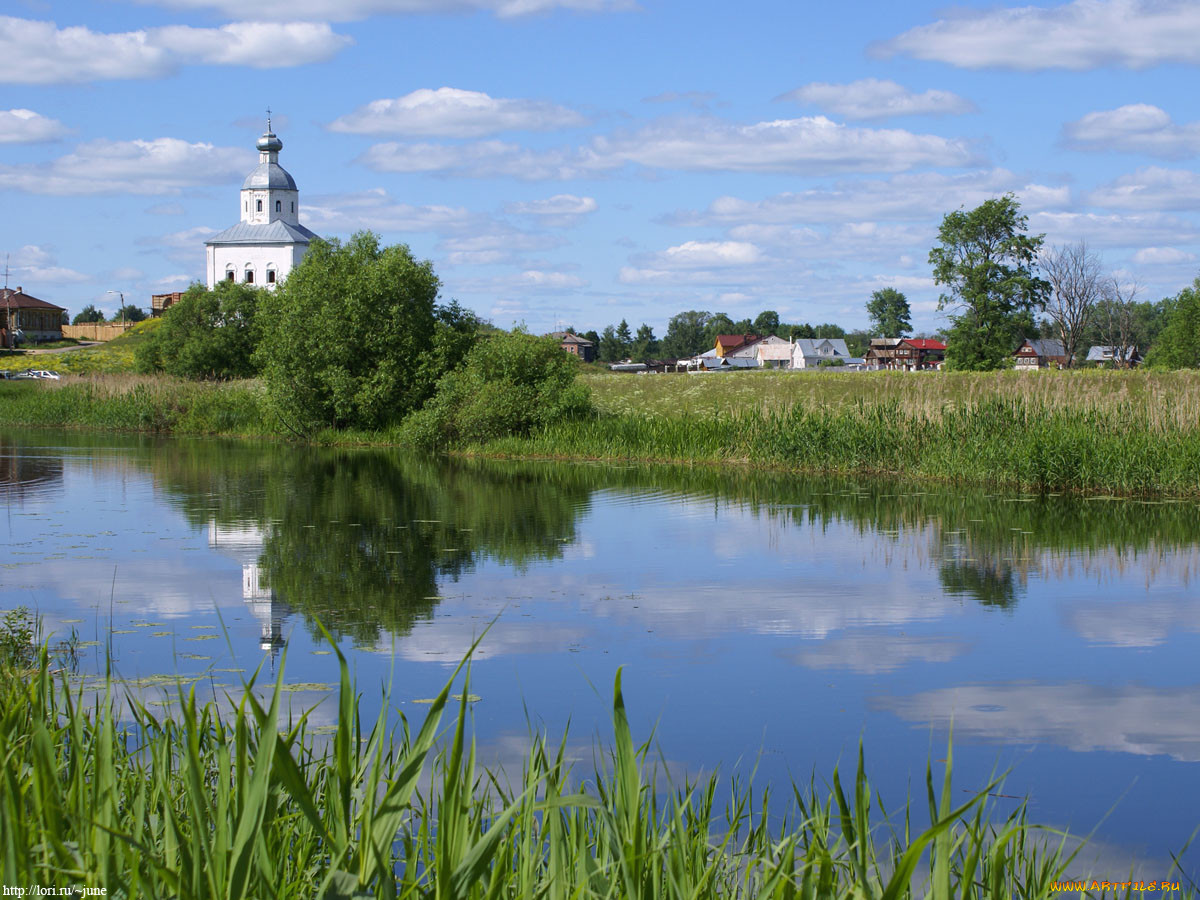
[112,303,147,323]
[0,607,35,668]
[72,304,105,325]
[631,323,658,362]
[135,282,263,379]
[661,310,711,359]
[753,309,780,335]
[256,232,441,433]
[930,195,1049,371]
[817,357,846,367]
[866,287,912,337]
[1145,278,1200,369]
[598,324,623,362]
[403,330,593,449]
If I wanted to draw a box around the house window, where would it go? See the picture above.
[267,270,276,284]
[275,200,281,213]
[226,271,235,282]
[245,270,254,284]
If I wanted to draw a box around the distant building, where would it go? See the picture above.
[151,292,183,317]
[898,338,946,369]
[205,120,319,290]
[1014,338,1069,369]
[1086,345,1142,367]
[792,337,851,369]
[547,331,596,362]
[865,338,904,369]
[713,334,761,357]
[1,286,65,346]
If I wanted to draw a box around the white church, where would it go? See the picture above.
[205,121,319,289]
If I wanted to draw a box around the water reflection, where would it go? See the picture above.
[1,433,64,502]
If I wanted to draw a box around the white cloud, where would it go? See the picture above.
[1088,166,1200,210]
[780,79,975,120]
[329,88,584,137]
[359,115,977,179]
[658,240,762,267]
[303,188,480,233]
[132,0,633,21]
[876,0,1200,70]
[791,633,967,674]
[6,245,90,283]
[1063,104,1200,158]
[506,194,597,218]
[1132,246,1196,265]
[0,16,350,85]
[670,170,1068,227]
[0,138,250,195]
[1030,210,1200,248]
[0,108,69,143]
[514,270,586,289]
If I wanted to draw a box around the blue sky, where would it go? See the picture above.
[4,0,1200,335]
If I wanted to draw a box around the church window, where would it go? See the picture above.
[267,269,277,284]
[245,269,254,284]
[291,202,295,213]
[256,199,263,213]
[226,271,235,282]
[275,200,281,213]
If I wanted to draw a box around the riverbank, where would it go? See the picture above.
[2,369,1199,496]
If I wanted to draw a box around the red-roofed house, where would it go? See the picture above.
[1,287,65,348]
[714,334,760,357]
[899,338,946,369]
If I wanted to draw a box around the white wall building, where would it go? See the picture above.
[205,122,319,289]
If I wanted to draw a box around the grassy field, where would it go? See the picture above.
[0,318,160,375]
[0,622,1112,900]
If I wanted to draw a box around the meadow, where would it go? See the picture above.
[0,622,1108,900]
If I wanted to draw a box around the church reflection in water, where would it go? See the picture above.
[206,521,291,655]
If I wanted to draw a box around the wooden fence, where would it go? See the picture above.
[62,323,136,342]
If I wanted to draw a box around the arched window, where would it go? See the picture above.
[275,200,281,213]
[245,269,254,284]
[256,199,263,213]
[267,269,277,284]
[226,271,235,282]
[290,202,295,213]
[244,201,248,212]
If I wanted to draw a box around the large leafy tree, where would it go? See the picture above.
[1145,277,1200,369]
[135,281,262,379]
[661,310,711,359]
[256,232,440,433]
[929,195,1049,371]
[753,310,780,336]
[631,323,659,362]
[866,287,911,337]
[111,304,147,323]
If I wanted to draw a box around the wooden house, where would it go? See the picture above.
[1014,338,1069,369]
[1,287,65,347]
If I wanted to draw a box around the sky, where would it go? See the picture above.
[3,0,1200,335]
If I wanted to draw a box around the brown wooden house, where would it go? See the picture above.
[1014,338,1069,369]
[1,287,65,347]
[548,331,596,362]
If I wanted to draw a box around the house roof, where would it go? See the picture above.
[1019,338,1066,357]
[548,331,594,346]
[794,338,850,358]
[0,288,65,311]
[1086,345,1139,362]
[205,220,319,246]
[869,338,904,348]
[714,333,759,350]
[903,338,946,350]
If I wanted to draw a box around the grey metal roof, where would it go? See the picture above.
[794,338,850,358]
[1023,338,1066,357]
[1086,345,1140,362]
[242,162,298,191]
[205,220,319,246]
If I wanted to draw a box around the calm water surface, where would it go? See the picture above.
[3,428,1198,877]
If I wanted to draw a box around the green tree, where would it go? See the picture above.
[615,319,633,358]
[753,310,780,336]
[1145,277,1200,368]
[631,323,659,362]
[255,232,440,433]
[866,287,911,337]
[403,331,593,449]
[598,325,623,362]
[930,195,1049,371]
[72,304,104,325]
[661,310,711,359]
[111,303,147,323]
[704,313,736,346]
[582,329,601,348]
[135,281,262,379]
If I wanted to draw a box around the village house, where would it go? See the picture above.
[152,292,183,317]
[1,287,65,347]
[791,337,852,369]
[899,338,946,369]
[865,338,903,369]
[548,331,596,362]
[713,334,761,357]
[756,336,794,369]
[1014,338,1069,369]
[1085,345,1142,368]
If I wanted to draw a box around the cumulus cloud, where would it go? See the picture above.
[132,0,633,21]
[303,188,481,233]
[790,633,968,674]
[658,240,762,267]
[1063,104,1200,158]
[1088,166,1200,210]
[506,194,597,219]
[359,115,977,179]
[6,244,90,283]
[0,108,69,143]
[875,0,1200,70]
[0,16,351,84]
[780,79,975,120]
[0,138,251,195]
[328,88,584,137]
[1030,210,1200,248]
[668,170,1068,227]
[1131,246,1197,265]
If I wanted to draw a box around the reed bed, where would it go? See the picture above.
[0,635,1118,900]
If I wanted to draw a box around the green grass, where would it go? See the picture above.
[0,319,161,375]
[2,628,1143,900]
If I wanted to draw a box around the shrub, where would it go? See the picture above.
[135,282,262,379]
[404,330,593,449]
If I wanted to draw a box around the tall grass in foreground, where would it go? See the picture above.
[1,637,1157,900]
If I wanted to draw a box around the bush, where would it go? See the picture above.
[403,330,593,449]
[256,233,441,433]
[135,282,262,379]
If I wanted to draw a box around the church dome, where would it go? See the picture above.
[256,130,283,153]
[242,163,298,191]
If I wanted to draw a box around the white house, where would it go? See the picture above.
[205,121,319,289]
[792,338,852,369]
